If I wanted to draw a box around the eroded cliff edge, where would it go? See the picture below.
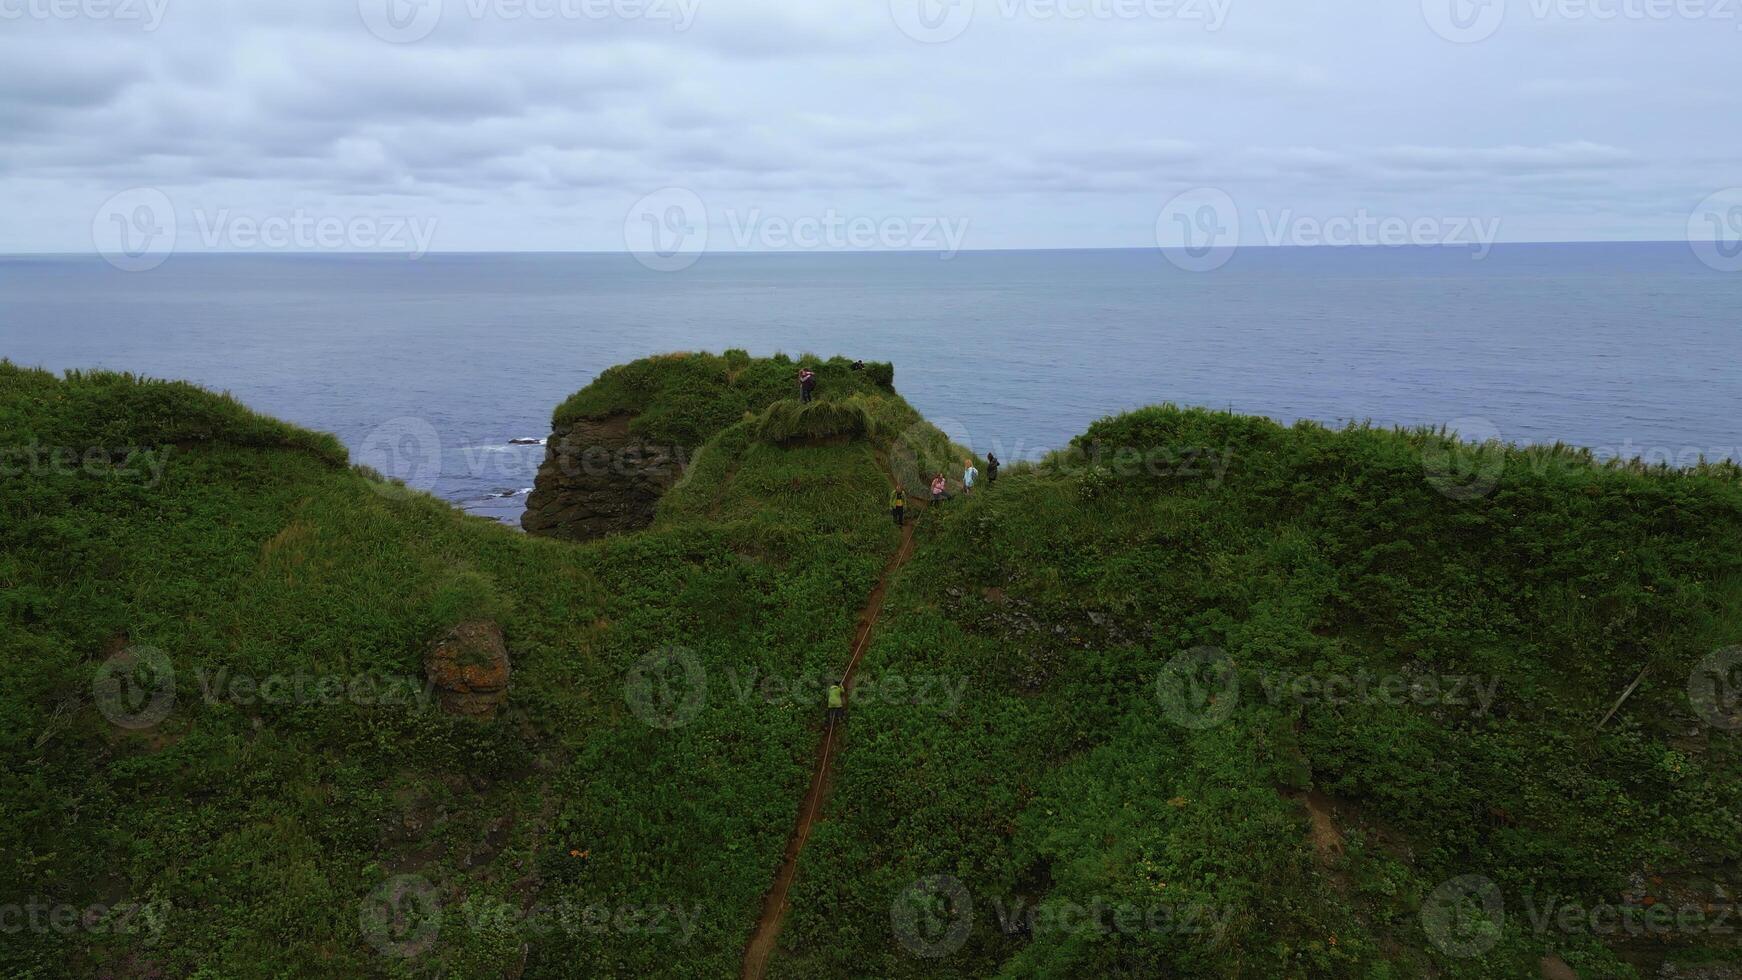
[520,412,687,540]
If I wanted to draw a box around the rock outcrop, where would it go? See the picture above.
[425,620,511,719]
[520,413,688,541]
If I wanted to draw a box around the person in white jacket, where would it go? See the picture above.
[962,460,979,495]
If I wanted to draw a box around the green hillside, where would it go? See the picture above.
[3,356,1739,979]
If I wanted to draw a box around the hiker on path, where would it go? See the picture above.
[962,459,979,496]
[890,487,906,527]
[827,680,845,727]
[987,452,999,485]
[798,368,817,403]
[930,473,947,505]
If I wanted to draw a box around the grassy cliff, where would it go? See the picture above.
[2,356,1739,978]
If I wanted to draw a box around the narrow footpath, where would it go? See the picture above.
[740,481,924,979]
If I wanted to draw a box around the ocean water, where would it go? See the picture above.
[3,245,1738,525]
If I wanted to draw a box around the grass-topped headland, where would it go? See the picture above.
[548,350,894,445]
[2,354,1739,979]
[524,351,956,541]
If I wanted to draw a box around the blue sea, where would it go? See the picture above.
[3,245,1738,524]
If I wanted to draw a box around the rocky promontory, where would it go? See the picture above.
[520,412,688,540]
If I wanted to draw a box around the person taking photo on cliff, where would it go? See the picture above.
[798,368,816,403]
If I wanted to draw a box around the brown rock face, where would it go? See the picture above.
[520,413,688,541]
[425,620,510,719]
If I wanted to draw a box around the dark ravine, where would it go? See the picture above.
[520,412,689,540]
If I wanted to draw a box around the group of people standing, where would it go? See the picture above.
[889,452,998,527]
[790,367,1002,528]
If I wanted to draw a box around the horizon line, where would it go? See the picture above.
[0,240,1713,259]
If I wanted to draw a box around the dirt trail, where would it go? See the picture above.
[741,486,924,979]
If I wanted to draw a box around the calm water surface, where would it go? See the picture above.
[3,245,1737,523]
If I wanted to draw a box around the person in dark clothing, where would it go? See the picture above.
[798,368,816,403]
[851,359,865,371]
[890,487,906,527]
[986,452,1000,484]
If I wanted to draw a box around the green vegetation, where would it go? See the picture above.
[549,350,894,447]
[0,356,928,978]
[4,358,1739,978]
[780,405,1742,978]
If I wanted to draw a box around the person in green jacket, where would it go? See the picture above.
[827,680,846,726]
[889,487,906,527]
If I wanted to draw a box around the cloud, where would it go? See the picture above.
[0,0,1735,251]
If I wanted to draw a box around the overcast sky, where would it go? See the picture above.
[2,0,1738,255]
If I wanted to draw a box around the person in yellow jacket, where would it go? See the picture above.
[827,680,846,726]
[889,487,906,527]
